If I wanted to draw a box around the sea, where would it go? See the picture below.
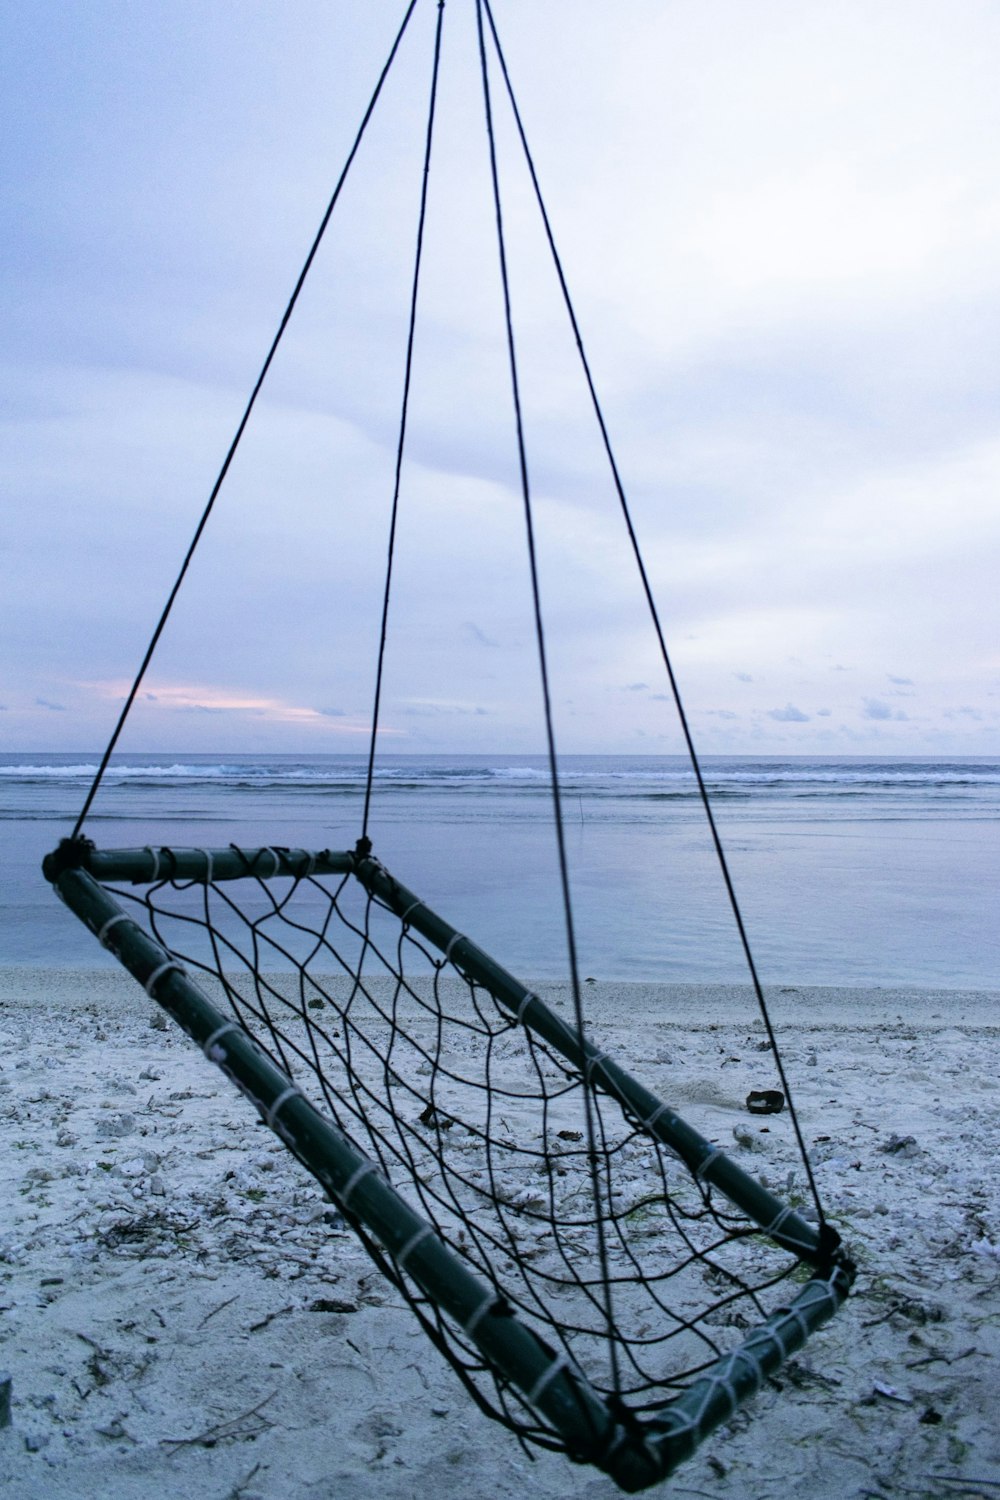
[2,752,998,990]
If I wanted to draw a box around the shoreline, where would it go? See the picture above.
[1,969,998,1497]
[4,963,999,1021]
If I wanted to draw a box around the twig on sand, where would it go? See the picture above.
[906,1344,977,1369]
[160,1391,276,1451]
[861,1303,906,1329]
[198,1293,239,1329]
[73,1330,106,1352]
[926,1480,1000,1491]
[248,1303,294,1334]
[229,1461,262,1499]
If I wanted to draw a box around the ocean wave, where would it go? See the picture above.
[3,757,999,796]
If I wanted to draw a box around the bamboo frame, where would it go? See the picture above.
[45,840,853,1491]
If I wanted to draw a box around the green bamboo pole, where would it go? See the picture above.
[642,1269,849,1470]
[42,842,354,887]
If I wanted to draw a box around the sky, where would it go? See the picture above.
[3,0,1000,757]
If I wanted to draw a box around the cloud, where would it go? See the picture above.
[861,697,909,721]
[85,678,375,731]
[35,697,66,712]
[767,703,810,722]
[399,699,491,718]
[3,5,1000,757]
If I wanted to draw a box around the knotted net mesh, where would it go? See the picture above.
[100,844,818,1450]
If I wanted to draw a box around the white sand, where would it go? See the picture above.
[1,966,998,1499]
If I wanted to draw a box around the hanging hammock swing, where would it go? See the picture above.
[45,2,854,1491]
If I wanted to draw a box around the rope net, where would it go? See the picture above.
[53,841,850,1483]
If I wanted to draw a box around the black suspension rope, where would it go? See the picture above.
[361,0,446,843]
[481,0,828,1235]
[71,0,421,841]
[474,0,622,1399]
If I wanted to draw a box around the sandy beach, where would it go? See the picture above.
[1,965,998,1499]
